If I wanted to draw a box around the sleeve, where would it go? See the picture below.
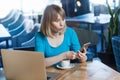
[70,28,81,52]
[35,33,45,53]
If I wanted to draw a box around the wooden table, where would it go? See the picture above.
[0,24,11,48]
[0,61,120,80]
[47,61,120,80]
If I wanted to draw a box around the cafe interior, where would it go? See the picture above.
[0,0,120,80]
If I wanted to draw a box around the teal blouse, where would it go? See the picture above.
[35,27,81,58]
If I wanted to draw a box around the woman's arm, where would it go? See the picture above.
[69,28,87,62]
[45,51,77,67]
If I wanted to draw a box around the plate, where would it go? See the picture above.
[56,64,75,69]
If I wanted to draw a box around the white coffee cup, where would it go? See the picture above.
[61,59,70,68]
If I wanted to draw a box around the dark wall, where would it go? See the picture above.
[61,0,75,17]
[61,0,90,17]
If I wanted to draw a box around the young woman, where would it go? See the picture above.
[35,4,87,67]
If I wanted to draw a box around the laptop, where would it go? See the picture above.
[1,49,61,80]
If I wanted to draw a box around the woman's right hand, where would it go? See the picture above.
[64,51,77,60]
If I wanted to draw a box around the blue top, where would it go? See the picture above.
[35,27,81,58]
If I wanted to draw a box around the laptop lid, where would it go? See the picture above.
[1,49,47,80]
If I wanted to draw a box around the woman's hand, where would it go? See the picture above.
[64,51,77,60]
[77,47,87,62]
[63,49,87,62]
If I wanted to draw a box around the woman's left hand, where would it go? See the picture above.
[77,47,87,62]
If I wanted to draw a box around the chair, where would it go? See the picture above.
[74,28,99,61]
[13,32,36,48]
[0,10,14,22]
[18,23,40,47]
[0,10,18,28]
[8,20,27,47]
[11,29,27,48]
[0,11,23,48]
[32,23,41,32]
[9,20,26,36]
[112,36,120,72]
[0,21,26,48]
[0,10,15,21]
[7,13,24,31]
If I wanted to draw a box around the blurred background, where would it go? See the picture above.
[0,0,120,71]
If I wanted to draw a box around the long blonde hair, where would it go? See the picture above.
[40,4,66,38]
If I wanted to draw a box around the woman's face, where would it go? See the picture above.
[51,14,65,33]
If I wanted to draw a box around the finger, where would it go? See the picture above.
[76,51,82,58]
[72,54,76,59]
[81,48,87,54]
[71,52,77,59]
[78,51,86,57]
[82,47,86,53]
[79,53,84,57]
[79,53,86,59]
[77,50,82,54]
[81,54,86,57]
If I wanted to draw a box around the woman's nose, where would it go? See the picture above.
[60,21,64,26]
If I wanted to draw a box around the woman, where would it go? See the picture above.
[35,4,87,67]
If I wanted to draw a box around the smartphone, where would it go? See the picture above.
[83,42,91,49]
[80,42,91,52]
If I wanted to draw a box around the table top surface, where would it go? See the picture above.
[0,61,120,80]
[0,24,11,38]
[47,60,120,80]
[66,13,111,24]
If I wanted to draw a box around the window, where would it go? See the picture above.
[0,0,119,18]
[0,0,61,18]
[90,0,119,8]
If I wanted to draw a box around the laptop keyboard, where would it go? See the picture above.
[47,76,52,80]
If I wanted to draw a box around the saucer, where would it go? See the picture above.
[56,64,75,69]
